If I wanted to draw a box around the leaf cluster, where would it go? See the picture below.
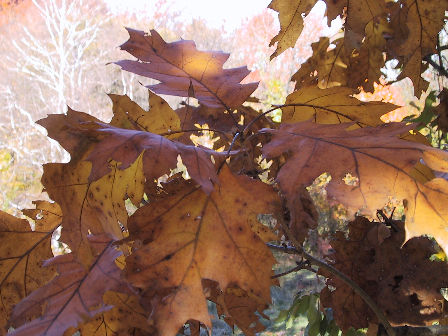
[2,1,448,336]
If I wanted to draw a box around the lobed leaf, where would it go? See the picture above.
[268,0,316,59]
[109,90,181,136]
[64,291,153,336]
[262,121,448,252]
[116,28,258,110]
[9,235,130,336]
[0,205,58,333]
[387,0,448,94]
[320,217,448,330]
[281,86,397,126]
[123,165,280,335]
[204,279,269,336]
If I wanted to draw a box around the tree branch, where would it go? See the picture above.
[378,324,448,336]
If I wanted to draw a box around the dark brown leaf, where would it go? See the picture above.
[320,217,448,330]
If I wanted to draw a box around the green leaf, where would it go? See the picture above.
[404,91,438,129]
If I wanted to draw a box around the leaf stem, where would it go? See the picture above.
[159,127,230,139]
[271,260,314,279]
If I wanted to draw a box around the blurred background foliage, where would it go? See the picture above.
[0,0,338,215]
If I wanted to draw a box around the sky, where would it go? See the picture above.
[107,0,272,30]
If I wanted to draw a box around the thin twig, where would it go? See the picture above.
[272,264,304,279]
[267,242,299,254]
[158,127,230,140]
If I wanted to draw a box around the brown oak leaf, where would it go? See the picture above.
[262,121,448,252]
[39,109,225,195]
[0,206,58,333]
[109,90,181,136]
[123,165,280,335]
[10,235,131,336]
[116,28,258,110]
[203,279,269,336]
[337,0,387,52]
[268,0,316,59]
[41,158,143,264]
[387,0,448,94]
[347,16,390,92]
[64,291,154,336]
[320,216,448,330]
[292,37,347,89]
[281,86,397,127]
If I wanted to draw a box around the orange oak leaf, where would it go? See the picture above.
[41,154,145,263]
[115,28,258,110]
[281,86,397,127]
[41,161,125,264]
[299,2,389,92]
[123,165,280,335]
[0,206,58,333]
[262,121,448,252]
[268,0,316,59]
[64,292,153,336]
[320,217,448,330]
[293,29,388,93]
[9,235,131,336]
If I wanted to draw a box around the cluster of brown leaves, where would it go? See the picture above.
[2,0,448,335]
[271,0,447,94]
[320,216,448,331]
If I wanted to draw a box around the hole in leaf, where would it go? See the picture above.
[342,173,359,186]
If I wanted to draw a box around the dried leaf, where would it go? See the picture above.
[64,292,153,336]
[347,16,390,92]
[292,37,347,89]
[0,207,58,332]
[204,280,269,336]
[41,159,143,263]
[343,0,387,51]
[387,0,448,94]
[109,90,181,136]
[262,121,448,252]
[10,235,131,336]
[123,165,279,335]
[320,217,448,330]
[268,0,316,59]
[116,28,258,109]
[281,86,397,126]
[83,121,223,194]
